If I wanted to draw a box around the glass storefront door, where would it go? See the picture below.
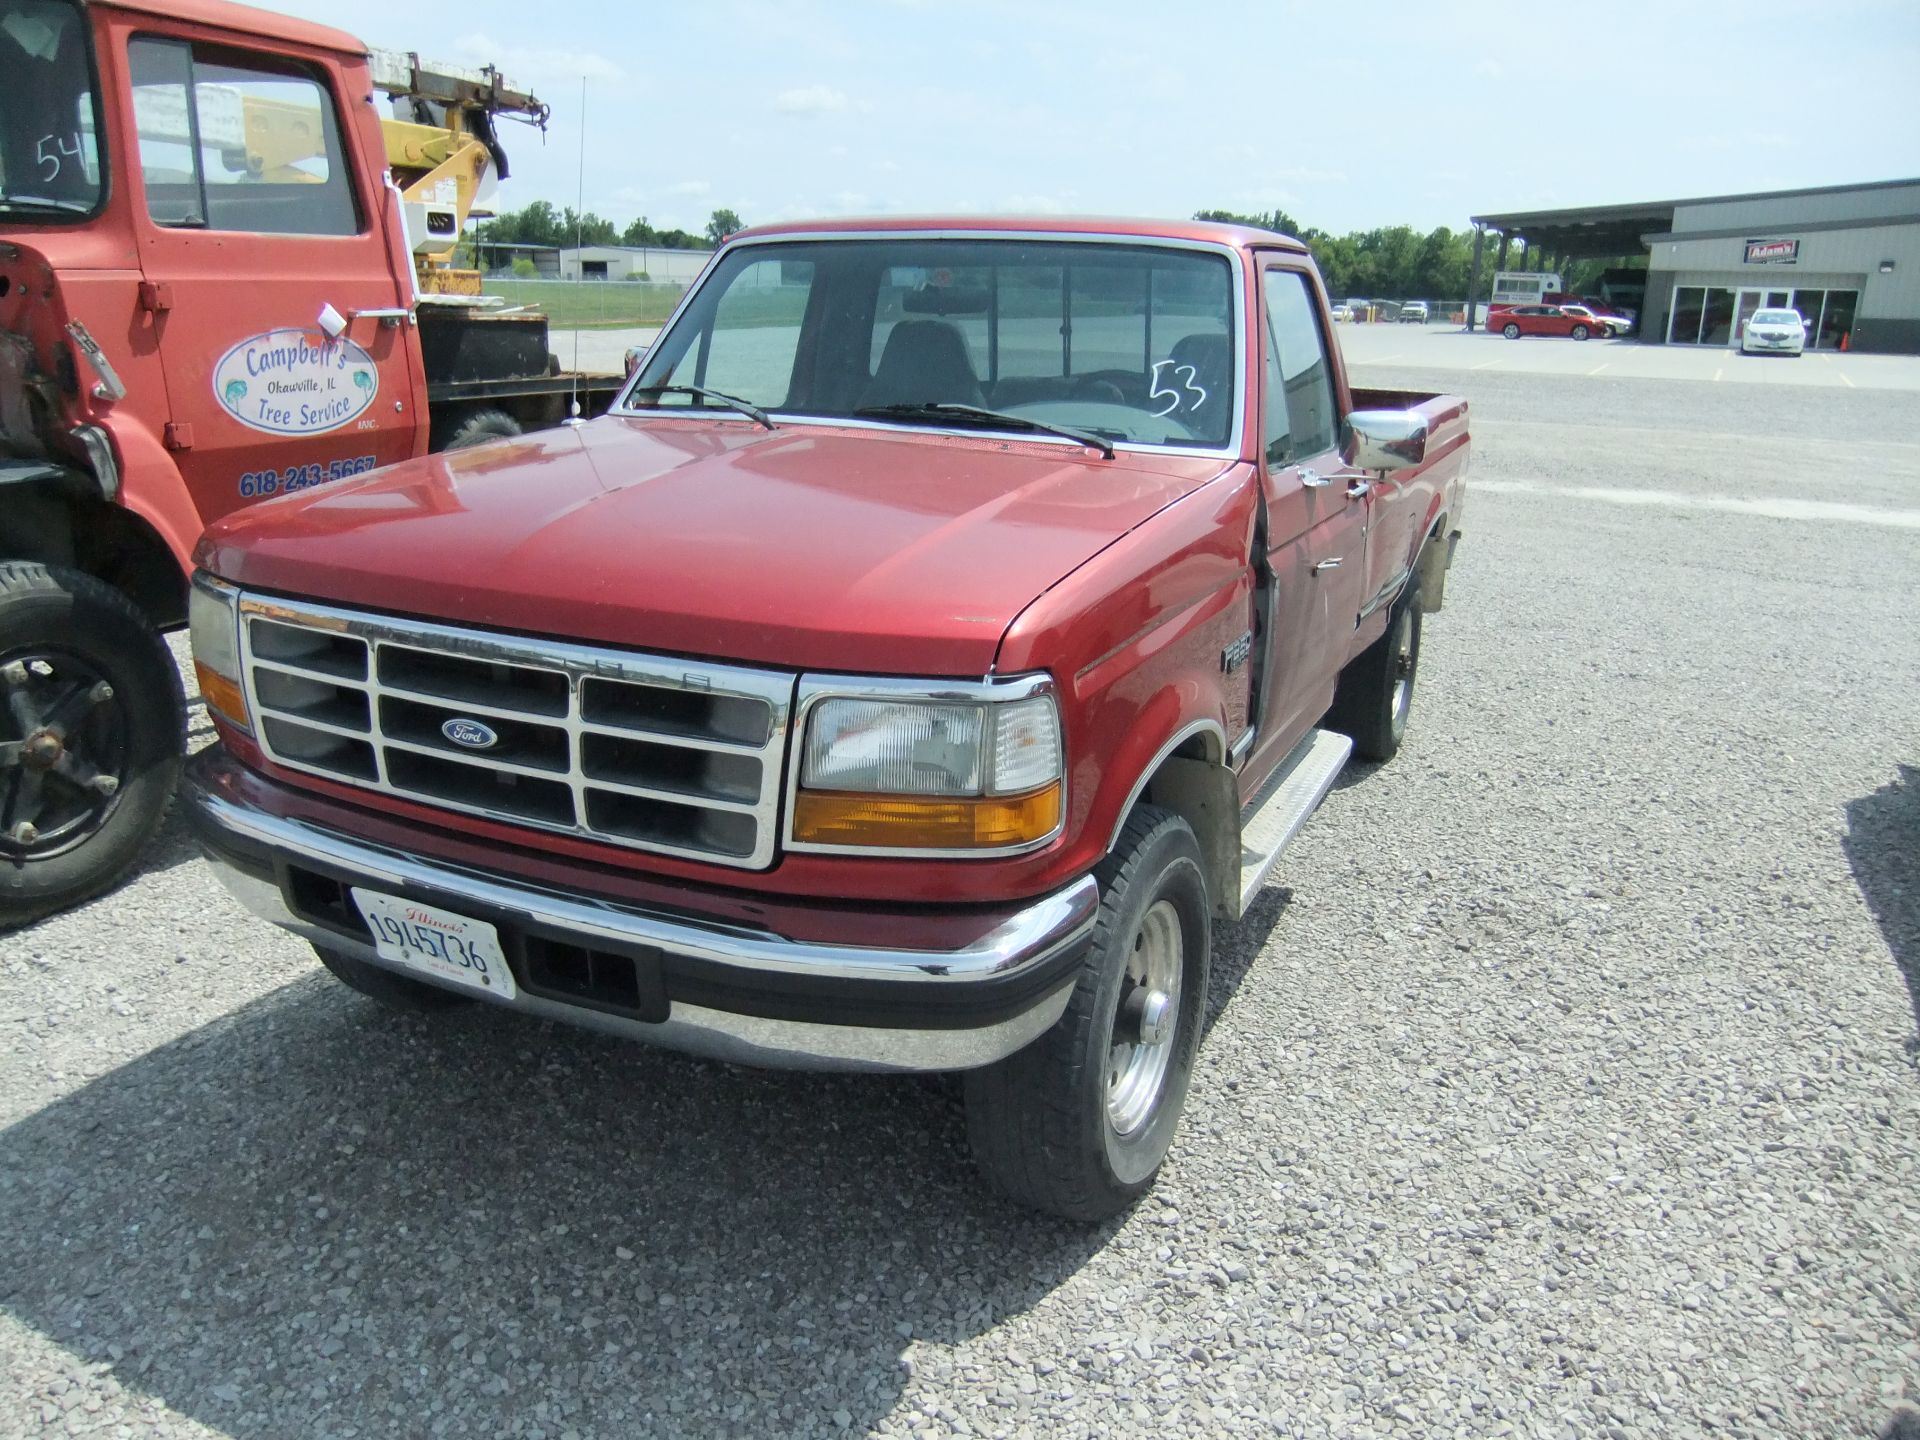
[1669,284,1859,348]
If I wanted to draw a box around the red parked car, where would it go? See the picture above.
[1490,304,1600,340]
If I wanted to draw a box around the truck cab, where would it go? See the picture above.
[0,0,615,924]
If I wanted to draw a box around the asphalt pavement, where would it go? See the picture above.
[3,351,1917,1440]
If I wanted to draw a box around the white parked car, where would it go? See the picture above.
[1559,303,1631,338]
[1741,308,1807,356]
[1329,302,1354,322]
[1397,300,1430,324]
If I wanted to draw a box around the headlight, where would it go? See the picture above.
[188,572,250,732]
[791,681,1063,852]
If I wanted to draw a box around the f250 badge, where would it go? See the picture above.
[441,718,498,750]
[213,328,378,436]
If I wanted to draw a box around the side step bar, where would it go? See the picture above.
[1237,728,1352,914]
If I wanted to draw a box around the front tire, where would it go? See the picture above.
[965,806,1211,1221]
[0,563,184,929]
[1502,322,1521,339]
[1328,576,1423,763]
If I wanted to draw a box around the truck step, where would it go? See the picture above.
[1237,728,1353,914]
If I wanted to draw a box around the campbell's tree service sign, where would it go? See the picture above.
[1744,237,1800,265]
[214,329,379,435]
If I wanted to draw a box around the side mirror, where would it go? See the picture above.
[1341,410,1428,473]
[624,344,649,377]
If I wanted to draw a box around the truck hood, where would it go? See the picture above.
[197,417,1234,675]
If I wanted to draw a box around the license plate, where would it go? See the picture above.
[351,889,517,999]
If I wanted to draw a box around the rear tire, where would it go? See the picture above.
[439,408,523,452]
[1571,324,1591,341]
[0,563,184,929]
[1328,576,1422,764]
[314,943,468,1012]
[1502,322,1521,339]
[965,805,1211,1221]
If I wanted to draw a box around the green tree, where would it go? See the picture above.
[705,208,744,246]
[621,215,658,247]
[509,257,538,279]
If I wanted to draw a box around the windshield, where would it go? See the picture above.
[0,0,103,219]
[1753,309,1801,325]
[625,237,1238,451]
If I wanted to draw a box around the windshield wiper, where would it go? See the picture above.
[854,402,1116,460]
[628,384,776,431]
[0,193,94,216]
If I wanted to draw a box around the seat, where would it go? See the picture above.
[860,320,985,409]
[1166,332,1232,423]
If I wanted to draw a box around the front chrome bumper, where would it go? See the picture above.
[185,749,1093,1072]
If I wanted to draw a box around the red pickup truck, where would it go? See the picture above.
[185,217,1468,1218]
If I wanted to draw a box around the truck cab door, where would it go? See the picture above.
[115,27,421,528]
[1247,264,1368,771]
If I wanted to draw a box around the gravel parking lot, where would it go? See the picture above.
[3,355,1917,1439]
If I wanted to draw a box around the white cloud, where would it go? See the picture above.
[664,180,712,197]
[452,31,623,83]
[999,194,1069,215]
[1475,58,1504,78]
[774,85,851,115]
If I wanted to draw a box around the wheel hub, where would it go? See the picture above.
[1,652,128,859]
[1106,899,1184,1137]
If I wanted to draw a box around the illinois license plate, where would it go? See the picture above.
[351,889,517,999]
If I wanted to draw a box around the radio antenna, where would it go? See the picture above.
[567,74,586,423]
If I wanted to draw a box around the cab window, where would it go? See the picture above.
[128,36,360,236]
[1262,269,1336,465]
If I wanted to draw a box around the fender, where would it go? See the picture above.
[103,418,204,576]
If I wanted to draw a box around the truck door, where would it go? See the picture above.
[118,30,419,527]
[1250,264,1368,759]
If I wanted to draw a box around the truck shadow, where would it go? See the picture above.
[0,976,1114,1438]
[1842,765,1920,1054]
[1206,885,1292,1035]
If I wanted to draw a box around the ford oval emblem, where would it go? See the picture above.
[441,717,498,750]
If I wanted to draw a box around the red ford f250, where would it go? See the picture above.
[185,216,1468,1219]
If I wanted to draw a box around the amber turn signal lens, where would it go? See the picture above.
[792,782,1062,850]
[194,662,250,731]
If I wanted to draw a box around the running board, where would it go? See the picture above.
[1237,728,1352,914]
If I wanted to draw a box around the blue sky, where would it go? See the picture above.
[272,0,1919,238]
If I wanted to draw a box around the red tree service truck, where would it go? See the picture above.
[0,0,622,924]
[184,216,1468,1217]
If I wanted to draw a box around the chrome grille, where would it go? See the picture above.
[236,595,793,869]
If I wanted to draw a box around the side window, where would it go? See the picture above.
[1262,269,1336,465]
[128,37,359,236]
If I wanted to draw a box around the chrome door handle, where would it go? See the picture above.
[352,307,414,327]
[1299,468,1333,488]
[1312,558,1342,573]
[1346,477,1371,499]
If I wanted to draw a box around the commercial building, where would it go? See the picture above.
[1468,178,1920,353]
[556,245,715,283]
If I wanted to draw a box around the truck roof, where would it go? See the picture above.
[99,0,368,57]
[728,215,1311,255]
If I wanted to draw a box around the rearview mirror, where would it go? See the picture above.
[1342,410,1428,473]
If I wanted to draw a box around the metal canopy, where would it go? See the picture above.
[1468,199,1676,259]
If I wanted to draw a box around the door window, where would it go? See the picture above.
[128,36,359,235]
[1262,269,1336,465]
[643,256,816,406]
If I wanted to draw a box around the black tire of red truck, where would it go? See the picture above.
[1327,575,1423,764]
[0,562,185,929]
[964,805,1212,1221]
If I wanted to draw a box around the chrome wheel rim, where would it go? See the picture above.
[1106,899,1183,1137]
[1389,609,1416,728]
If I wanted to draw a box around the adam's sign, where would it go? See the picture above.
[1744,238,1800,265]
